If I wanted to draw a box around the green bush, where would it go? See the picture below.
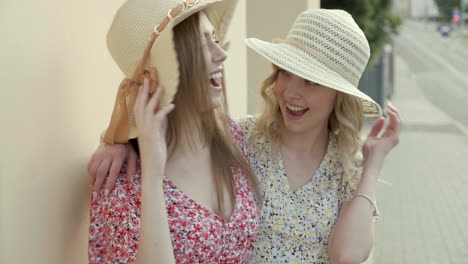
[321,0,402,64]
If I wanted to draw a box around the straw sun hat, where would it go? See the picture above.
[245,9,383,117]
[103,0,238,144]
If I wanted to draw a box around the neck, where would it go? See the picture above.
[279,120,330,157]
[167,118,210,160]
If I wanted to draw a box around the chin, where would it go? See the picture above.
[283,120,307,133]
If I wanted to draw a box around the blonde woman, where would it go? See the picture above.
[239,9,401,263]
[88,0,261,263]
[89,9,401,264]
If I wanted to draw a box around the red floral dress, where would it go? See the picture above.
[88,121,259,264]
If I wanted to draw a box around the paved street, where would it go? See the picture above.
[394,20,468,129]
[372,20,468,264]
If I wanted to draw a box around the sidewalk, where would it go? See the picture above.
[406,19,468,41]
[370,54,468,263]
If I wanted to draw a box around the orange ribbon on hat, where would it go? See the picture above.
[103,67,160,144]
[102,0,202,144]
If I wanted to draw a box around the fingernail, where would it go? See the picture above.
[104,189,109,196]
[144,78,150,86]
[92,192,98,202]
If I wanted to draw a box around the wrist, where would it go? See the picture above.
[142,161,166,175]
[363,148,388,164]
[139,150,166,173]
[141,172,165,185]
[352,193,381,222]
[362,154,384,176]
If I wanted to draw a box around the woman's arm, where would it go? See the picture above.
[135,156,175,264]
[327,155,382,264]
[328,103,401,264]
[133,78,176,264]
[88,142,137,199]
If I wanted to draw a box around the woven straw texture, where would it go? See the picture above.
[103,0,237,143]
[246,9,382,116]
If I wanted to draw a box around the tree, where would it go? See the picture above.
[321,0,402,64]
[434,0,462,21]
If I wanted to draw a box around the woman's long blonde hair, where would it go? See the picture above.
[254,65,365,182]
[167,13,260,214]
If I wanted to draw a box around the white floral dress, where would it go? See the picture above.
[237,116,358,264]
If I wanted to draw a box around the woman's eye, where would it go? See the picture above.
[212,34,220,44]
[279,69,289,76]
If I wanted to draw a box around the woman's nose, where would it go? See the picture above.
[213,44,228,64]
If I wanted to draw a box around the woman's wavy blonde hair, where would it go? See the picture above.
[253,65,366,182]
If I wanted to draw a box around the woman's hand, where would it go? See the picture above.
[133,78,176,264]
[328,103,401,263]
[88,143,137,199]
[134,78,175,176]
[363,102,402,161]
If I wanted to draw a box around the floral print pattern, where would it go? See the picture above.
[237,116,357,264]
[88,120,259,264]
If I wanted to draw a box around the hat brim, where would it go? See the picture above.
[105,0,239,143]
[149,0,238,106]
[245,38,382,117]
[175,0,237,42]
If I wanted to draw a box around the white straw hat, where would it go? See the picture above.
[245,9,382,117]
[103,0,238,144]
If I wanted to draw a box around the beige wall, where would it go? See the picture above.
[0,0,321,263]
[1,0,126,263]
[224,0,248,118]
[0,1,250,263]
[308,0,320,9]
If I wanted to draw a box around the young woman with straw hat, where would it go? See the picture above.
[239,9,401,263]
[88,8,402,264]
[88,0,261,263]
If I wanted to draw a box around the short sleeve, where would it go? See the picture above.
[228,117,252,159]
[234,115,257,143]
[339,175,358,205]
[88,164,142,264]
